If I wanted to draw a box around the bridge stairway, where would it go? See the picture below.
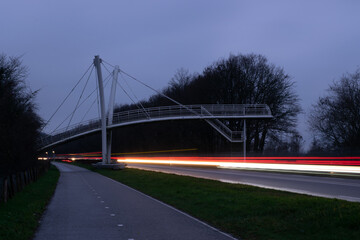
[201,106,243,142]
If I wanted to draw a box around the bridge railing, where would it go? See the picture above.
[38,118,101,148]
[111,104,271,125]
[38,104,271,149]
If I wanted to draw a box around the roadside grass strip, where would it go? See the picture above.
[66,162,360,240]
[0,165,59,240]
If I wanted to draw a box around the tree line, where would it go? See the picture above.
[0,54,42,175]
[309,69,360,154]
[1,53,359,167]
[52,53,360,156]
[112,53,360,155]
[110,53,302,155]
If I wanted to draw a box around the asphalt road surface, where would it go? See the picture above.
[127,163,360,203]
[34,162,236,240]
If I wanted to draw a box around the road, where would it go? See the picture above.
[34,162,236,240]
[127,163,360,202]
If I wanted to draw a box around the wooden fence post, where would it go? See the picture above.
[4,178,8,203]
[0,161,51,203]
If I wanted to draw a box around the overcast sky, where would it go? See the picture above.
[1,1,360,148]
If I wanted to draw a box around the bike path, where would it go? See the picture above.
[34,162,236,240]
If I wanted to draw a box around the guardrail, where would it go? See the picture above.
[38,104,272,149]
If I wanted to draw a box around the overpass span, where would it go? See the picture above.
[39,56,273,164]
[39,104,272,150]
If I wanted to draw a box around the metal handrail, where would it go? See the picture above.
[39,104,272,149]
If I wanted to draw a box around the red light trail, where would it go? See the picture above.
[44,152,360,174]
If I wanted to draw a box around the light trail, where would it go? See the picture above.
[42,152,360,174]
[217,162,360,174]
[115,157,360,174]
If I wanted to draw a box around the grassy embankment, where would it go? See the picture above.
[0,165,59,240]
[72,161,360,240]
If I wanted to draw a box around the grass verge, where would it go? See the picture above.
[72,161,360,240]
[0,165,60,240]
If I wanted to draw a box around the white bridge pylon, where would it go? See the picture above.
[93,55,119,164]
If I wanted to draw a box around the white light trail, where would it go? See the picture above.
[117,158,360,174]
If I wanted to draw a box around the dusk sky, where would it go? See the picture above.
[1,1,360,148]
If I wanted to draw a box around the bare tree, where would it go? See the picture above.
[190,54,301,152]
[108,54,301,154]
[309,68,360,151]
[164,68,197,105]
[308,137,324,154]
[265,132,304,154]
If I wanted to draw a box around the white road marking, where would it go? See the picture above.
[110,214,115,216]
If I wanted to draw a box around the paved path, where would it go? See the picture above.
[128,164,360,202]
[34,162,236,240]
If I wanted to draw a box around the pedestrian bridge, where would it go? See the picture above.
[39,104,272,150]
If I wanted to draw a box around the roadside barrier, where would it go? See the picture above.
[0,161,50,203]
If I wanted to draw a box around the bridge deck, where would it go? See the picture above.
[39,104,272,150]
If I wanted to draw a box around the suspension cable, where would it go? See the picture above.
[80,73,112,122]
[41,63,93,131]
[119,69,200,116]
[121,73,149,110]
[51,72,112,134]
[119,73,150,118]
[102,62,150,118]
[116,78,150,118]
[102,59,200,116]
[102,59,115,68]
[66,65,94,130]
[101,62,112,75]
